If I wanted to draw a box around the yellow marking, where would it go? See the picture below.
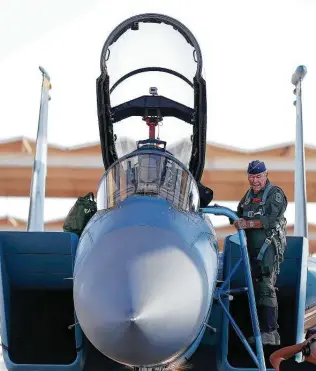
[43,77,52,90]
[8,217,19,228]
[22,138,33,154]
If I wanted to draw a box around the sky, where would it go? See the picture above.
[1,0,316,227]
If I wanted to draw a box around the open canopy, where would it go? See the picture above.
[96,13,207,182]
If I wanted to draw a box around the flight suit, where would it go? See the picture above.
[236,180,287,335]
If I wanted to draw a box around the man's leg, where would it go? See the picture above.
[249,245,280,345]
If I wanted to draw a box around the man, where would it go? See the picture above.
[269,332,316,370]
[233,160,287,346]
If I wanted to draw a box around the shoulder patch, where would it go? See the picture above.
[274,192,283,203]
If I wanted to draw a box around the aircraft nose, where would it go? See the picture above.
[73,225,210,366]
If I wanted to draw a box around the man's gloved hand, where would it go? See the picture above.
[233,218,262,230]
[233,218,248,230]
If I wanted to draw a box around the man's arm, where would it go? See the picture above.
[270,333,316,371]
[234,187,287,230]
[269,341,305,371]
[236,199,243,218]
[260,187,287,230]
[234,195,261,229]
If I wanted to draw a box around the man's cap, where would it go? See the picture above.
[247,160,267,175]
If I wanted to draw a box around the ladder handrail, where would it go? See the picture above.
[200,205,266,371]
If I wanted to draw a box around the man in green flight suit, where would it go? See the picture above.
[233,160,287,346]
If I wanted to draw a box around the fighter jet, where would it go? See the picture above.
[0,13,315,371]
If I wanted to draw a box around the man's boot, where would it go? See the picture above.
[273,330,280,345]
[248,331,278,345]
[248,305,280,345]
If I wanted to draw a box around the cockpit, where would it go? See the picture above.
[97,148,200,213]
[96,14,213,207]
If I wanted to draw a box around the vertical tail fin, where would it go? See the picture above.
[291,65,308,239]
[27,67,51,231]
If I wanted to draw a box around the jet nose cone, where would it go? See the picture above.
[74,225,210,366]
